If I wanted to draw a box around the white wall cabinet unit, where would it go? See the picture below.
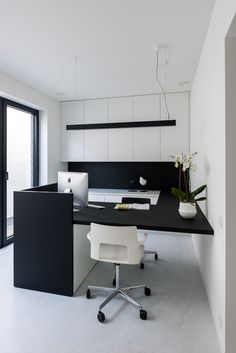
[62,130,84,161]
[61,101,84,161]
[108,97,133,122]
[108,128,133,161]
[134,127,161,161]
[61,92,189,162]
[133,95,160,121]
[161,92,189,161]
[84,129,108,161]
[84,99,107,123]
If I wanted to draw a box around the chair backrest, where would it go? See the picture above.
[88,223,143,265]
[122,197,151,204]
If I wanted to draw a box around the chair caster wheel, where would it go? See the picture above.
[145,287,151,296]
[155,254,158,260]
[140,262,144,270]
[112,278,116,286]
[140,310,147,320]
[86,289,91,299]
[97,311,105,323]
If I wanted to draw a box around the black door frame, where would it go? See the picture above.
[0,98,39,248]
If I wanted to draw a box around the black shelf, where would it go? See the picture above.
[66,119,176,130]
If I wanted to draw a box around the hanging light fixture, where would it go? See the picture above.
[64,48,176,131]
[154,45,171,119]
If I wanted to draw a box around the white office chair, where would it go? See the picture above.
[86,223,151,323]
[122,197,158,270]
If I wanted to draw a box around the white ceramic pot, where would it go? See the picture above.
[178,201,197,219]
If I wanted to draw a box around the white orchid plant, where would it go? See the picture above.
[170,152,207,203]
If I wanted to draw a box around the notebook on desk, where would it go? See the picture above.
[73,203,106,211]
[114,203,150,210]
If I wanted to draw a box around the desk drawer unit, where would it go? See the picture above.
[88,189,160,205]
[88,194,105,202]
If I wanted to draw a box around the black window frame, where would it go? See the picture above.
[0,97,39,248]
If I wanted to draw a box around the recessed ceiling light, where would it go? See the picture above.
[179,81,189,86]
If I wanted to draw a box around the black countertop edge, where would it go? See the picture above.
[73,220,213,235]
[73,191,214,236]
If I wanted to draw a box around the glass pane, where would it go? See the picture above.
[7,107,33,238]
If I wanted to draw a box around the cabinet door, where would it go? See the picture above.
[134,127,161,161]
[104,195,122,203]
[83,100,108,161]
[62,130,84,161]
[133,95,161,161]
[161,92,189,161]
[61,101,84,161]
[108,97,133,122]
[88,194,105,202]
[84,129,108,161]
[84,99,107,123]
[108,128,133,161]
[133,95,160,121]
[62,101,84,125]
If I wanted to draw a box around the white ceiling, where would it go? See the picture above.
[0,0,215,101]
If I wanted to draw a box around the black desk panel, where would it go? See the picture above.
[74,192,214,235]
[14,188,74,296]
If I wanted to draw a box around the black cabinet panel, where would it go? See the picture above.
[68,162,178,191]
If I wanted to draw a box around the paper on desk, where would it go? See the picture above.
[114,203,150,210]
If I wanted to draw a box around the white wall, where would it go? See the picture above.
[0,70,65,184]
[190,1,236,352]
[225,29,236,353]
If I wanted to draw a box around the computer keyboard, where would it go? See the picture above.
[87,204,106,209]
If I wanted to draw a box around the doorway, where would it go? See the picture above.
[0,98,39,248]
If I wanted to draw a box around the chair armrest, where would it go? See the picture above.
[138,232,148,244]
[139,244,145,255]
[87,232,91,241]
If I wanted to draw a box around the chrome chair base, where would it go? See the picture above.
[143,249,158,256]
[87,264,151,322]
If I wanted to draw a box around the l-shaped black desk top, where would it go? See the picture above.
[74,192,214,235]
[14,186,213,297]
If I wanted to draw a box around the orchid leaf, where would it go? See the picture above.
[171,187,187,201]
[191,184,207,197]
[195,197,207,201]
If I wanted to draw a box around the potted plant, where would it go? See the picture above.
[170,152,207,219]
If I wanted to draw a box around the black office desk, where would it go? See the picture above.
[14,186,213,297]
[74,192,214,235]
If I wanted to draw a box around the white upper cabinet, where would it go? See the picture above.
[62,101,84,125]
[61,93,189,162]
[133,95,160,121]
[84,129,108,161]
[61,101,84,161]
[133,95,161,160]
[108,97,133,122]
[84,100,108,160]
[108,128,133,161]
[134,127,161,161]
[161,92,189,161]
[107,97,133,161]
[84,99,107,123]
[62,130,84,161]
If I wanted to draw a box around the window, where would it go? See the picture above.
[0,98,39,247]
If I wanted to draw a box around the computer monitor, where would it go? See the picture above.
[58,171,88,208]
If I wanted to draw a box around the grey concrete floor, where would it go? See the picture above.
[0,233,221,353]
